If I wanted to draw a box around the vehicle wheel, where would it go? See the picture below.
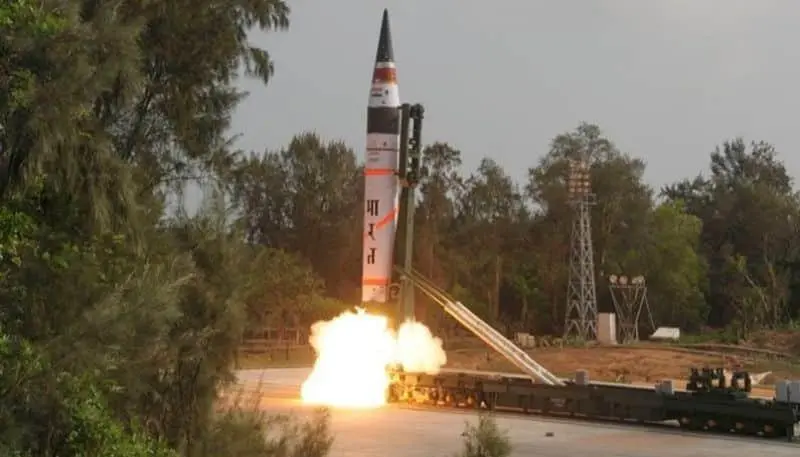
[677,416,703,431]
[465,394,475,408]
[762,423,778,438]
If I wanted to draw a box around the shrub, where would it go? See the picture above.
[454,412,511,457]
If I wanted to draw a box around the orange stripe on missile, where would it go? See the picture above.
[362,277,389,286]
[363,207,398,239]
[364,168,394,176]
[372,67,397,84]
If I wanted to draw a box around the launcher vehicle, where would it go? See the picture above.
[387,365,800,440]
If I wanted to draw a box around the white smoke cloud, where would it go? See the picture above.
[394,321,447,374]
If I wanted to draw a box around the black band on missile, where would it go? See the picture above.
[367,107,399,134]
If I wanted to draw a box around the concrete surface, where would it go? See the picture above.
[234,368,800,457]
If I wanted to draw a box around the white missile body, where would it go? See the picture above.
[362,10,400,303]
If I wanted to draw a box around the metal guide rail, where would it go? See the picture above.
[387,366,800,441]
[396,267,563,386]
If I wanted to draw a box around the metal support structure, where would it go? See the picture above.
[564,159,598,341]
[608,275,655,343]
[397,266,564,385]
[395,103,424,323]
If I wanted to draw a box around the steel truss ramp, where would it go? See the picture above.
[395,266,564,386]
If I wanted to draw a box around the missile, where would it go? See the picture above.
[362,9,401,304]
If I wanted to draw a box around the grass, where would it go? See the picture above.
[677,329,741,345]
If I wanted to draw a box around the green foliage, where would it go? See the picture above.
[231,132,362,300]
[243,245,325,330]
[198,409,333,457]
[679,327,740,345]
[0,0,324,455]
[0,331,175,457]
[0,205,35,270]
[0,1,67,121]
[453,413,512,457]
[0,0,66,34]
[612,200,709,330]
[61,385,175,457]
[664,138,800,329]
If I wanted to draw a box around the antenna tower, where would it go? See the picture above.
[564,159,598,341]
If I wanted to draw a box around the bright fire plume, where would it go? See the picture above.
[300,308,447,408]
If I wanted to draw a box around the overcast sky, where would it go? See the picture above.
[229,0,800,194]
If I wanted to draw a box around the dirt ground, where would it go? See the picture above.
[443,343,800,398]
[446,346,719,382]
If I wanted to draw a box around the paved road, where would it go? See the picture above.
[234,368,799,457]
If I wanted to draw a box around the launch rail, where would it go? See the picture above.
[396,266,563,386]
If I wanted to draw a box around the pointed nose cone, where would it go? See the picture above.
[375,9,394,63]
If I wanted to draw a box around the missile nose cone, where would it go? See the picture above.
[375,9,394,63]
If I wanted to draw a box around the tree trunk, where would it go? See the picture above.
[493,254,502,320]
[428,233,436,278]
[521,295,529,329]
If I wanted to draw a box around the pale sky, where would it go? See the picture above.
[229,0,800,193]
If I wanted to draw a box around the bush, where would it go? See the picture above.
[196,408,334,457]
[453,412,511,457]
[0,332,174,457]
[209,382,334,457]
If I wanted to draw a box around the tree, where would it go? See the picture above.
[416,142,463,280]
[415,142,464,330]
[663,138,800,330]
[243,246,325,335]
[231,132,362,300]
[1,0,142,231]
[102,0,290,192]
[0,1,341,456]
[0,330,175,457]
[453,158,526,322]
[612,201,708,330]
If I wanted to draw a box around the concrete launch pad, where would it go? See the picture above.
[231,368,799,457]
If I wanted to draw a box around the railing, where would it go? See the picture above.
[397,266,564,386]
